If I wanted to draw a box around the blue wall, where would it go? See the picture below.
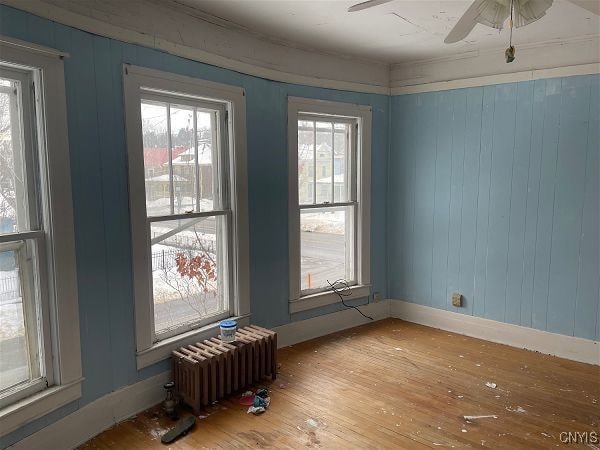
[388,75,599,341]
[0,5,389,447]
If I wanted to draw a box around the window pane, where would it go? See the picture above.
[333,123,349,202]
[0,248,30,392]
[196,110,217,212]
[298,120,314,205]
[0,78,31,233]
[300,206,355,292]
[142,101,172,217]
[151,216,227,336]
[315,122,332,204]
[169,104,195,215]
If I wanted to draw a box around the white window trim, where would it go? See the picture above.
[0,41,82,437]
[123,65,250,369]
[288,96,371,314]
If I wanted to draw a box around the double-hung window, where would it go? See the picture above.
[0,39,81,436]
[288,97,371,313]
[124,66,249,368]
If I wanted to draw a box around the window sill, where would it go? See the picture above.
[289,284,371,314]
[0,378,83,437]
[136,314,251,369]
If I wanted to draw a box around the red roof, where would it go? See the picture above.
[143,147,186,167]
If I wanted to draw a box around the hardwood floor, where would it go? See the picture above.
[79,319,599,449]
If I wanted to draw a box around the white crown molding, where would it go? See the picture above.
[390,35,600,93]
[390,300,599,366]
[0,0,390,95]
[391,63,600,95]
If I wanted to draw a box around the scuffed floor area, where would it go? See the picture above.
[80,319,599,449]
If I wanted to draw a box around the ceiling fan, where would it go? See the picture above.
[348,0,599,61]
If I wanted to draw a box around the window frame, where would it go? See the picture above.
[0,37,82,437]
[288,97,371,314]
[123,65,250,369]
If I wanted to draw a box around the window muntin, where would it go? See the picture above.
[140,92,232,341]
[297,115,357,295]
[0,68,50,408]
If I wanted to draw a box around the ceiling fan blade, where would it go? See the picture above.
[565,0,600,15]
[347,0,394,13]
[444,0,486,43]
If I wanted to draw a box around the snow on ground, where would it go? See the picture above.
[301,210,345,234]
[0,269,23,340]
[0,302,24,340]
[146,197,214,216]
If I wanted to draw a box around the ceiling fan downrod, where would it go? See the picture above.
[505,0,516,62]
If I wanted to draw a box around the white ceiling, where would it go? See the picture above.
[172,0,600,63]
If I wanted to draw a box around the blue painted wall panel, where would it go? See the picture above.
[575,79,599,341]
[412,94,436,306]
[504,81,533,325]
[430,91,453,311]
[546,76,591,336]
[389,75,599,342]
[473,86,496,318]
[457,88,484,316]
[446,90,466,312]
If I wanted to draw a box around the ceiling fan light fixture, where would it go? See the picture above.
[512,0,554,27]
[475,0,511,29]
[474,0,554,29]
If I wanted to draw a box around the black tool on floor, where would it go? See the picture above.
[161,415,196,444]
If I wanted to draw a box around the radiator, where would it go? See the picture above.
[172,325,277,413]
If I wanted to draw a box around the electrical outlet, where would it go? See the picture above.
[373,292,382,303]
[452,292,462,307]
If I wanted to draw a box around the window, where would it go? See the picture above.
[288,97,371,313]
[124,66,249,368]
[0,39,81,437]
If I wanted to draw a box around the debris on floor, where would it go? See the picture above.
[463,415,498,420]
[485,382,497,389]
[306,418,323,428]
[506,406,527,413]
[239,391,255,406]
[245,387,271,414]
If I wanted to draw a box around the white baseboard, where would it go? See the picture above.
[8,371,170,450]
[275,300,391,348]
[390,299,599,366]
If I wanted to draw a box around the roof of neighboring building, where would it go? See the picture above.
[171,144,212,166]
[143,146,186,167]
